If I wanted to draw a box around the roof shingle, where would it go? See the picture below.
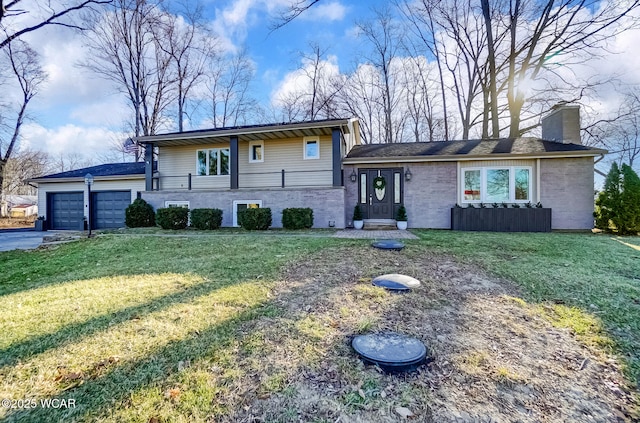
[345,138,606,159]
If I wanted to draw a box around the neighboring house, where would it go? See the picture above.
[28,105,607,231]
[1,195,38,218]
[9,204,38,218]
[29,162,146,230]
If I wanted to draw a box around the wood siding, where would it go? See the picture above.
[157,137,334,190]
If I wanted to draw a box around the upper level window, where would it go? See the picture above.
[197,148,229,176]
[303,137,319,160]
[461,167,531,203]
[249,141,264,163]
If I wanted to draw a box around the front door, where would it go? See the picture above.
[358,168,403,219]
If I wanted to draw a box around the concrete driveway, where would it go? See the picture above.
[0,228,46,252]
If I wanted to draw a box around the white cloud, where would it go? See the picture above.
[270,55,341,107]
[300,1,347,21]
[20,123,126,159]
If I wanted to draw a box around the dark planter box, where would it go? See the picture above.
[34,220,46,231]
[451,207,552,232]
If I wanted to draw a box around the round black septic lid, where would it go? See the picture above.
[372,274,421,290]
[352,332,427,372]
[371,279,410,292]
[371,239,405,250]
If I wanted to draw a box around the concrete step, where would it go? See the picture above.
[364,219,398,230]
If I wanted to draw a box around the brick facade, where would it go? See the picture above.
[344,162,457,229]
[539,157,595,230]
[142,187,345,229]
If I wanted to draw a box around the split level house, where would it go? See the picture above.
[31,104,607,231]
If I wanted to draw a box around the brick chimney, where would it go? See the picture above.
[541,104,581,144]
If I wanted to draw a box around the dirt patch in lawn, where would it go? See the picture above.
[220,246,638,422]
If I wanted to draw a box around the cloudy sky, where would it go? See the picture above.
[6,0,640,164]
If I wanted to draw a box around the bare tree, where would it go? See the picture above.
[155,1,213,131]
[0,0,111,49]
[356,7,406,143]
[270,0,322,30]
[2,147,51,197]
[0,39,46,209]
[51,151,94,172]
[272,42,343,122]
[83,0,173,159]
[491,0,640,137]
[585,88,640,173]
[208,47,258,128]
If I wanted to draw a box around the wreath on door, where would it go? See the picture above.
[373,175,386,190]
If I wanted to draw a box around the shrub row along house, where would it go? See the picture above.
[30,105,606,231]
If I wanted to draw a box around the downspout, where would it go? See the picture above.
[594,154,607,177]
[536,159,541,203]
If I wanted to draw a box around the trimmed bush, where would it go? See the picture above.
[353,204,363,221]
[190,208,223,230]
[595,163,640,234]
[396,204,407,221]
[282,208,313,229]
[238,207,272,230]
[156,207,189,230]
[125,198,155,227]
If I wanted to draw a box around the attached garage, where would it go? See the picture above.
[48,192,84,230]
[30,162,147,231]
[92,191,132,229]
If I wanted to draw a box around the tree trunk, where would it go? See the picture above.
[481,0,499,138]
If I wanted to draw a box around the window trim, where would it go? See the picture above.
[460,166,532,204]
[249,140,264,163]
[196,148,230,176]
[232,200,263,227]
[303,136,320,160]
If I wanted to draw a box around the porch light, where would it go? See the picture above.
[405,168,412,181]
[349,169,357,183]
[84,173,94,238]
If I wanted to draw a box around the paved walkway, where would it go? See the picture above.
[333,229,418,239]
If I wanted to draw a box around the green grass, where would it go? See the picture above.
[0,234,345,422]
[411,230,640,386]
[0,230,639,421]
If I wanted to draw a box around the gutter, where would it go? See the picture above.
[136,119,352,143]
[343,150,608,165]
[28,174,146,184]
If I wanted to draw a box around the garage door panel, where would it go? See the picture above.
[92,191,131,229]
[49,192,84,230]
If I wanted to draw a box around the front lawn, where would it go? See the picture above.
[0,231,638,421]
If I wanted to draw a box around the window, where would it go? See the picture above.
[249,141,264,163]
[233,200,262,227]
[360,173,367,204]
[461,167,531,203]
[464,170,481,201]
[165,201,189,208]
[196,148,230,176]
[303,137,319,160]
[515,168,530,200]
[486,169,510,203]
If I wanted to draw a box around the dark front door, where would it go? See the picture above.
[359,168,402,219]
